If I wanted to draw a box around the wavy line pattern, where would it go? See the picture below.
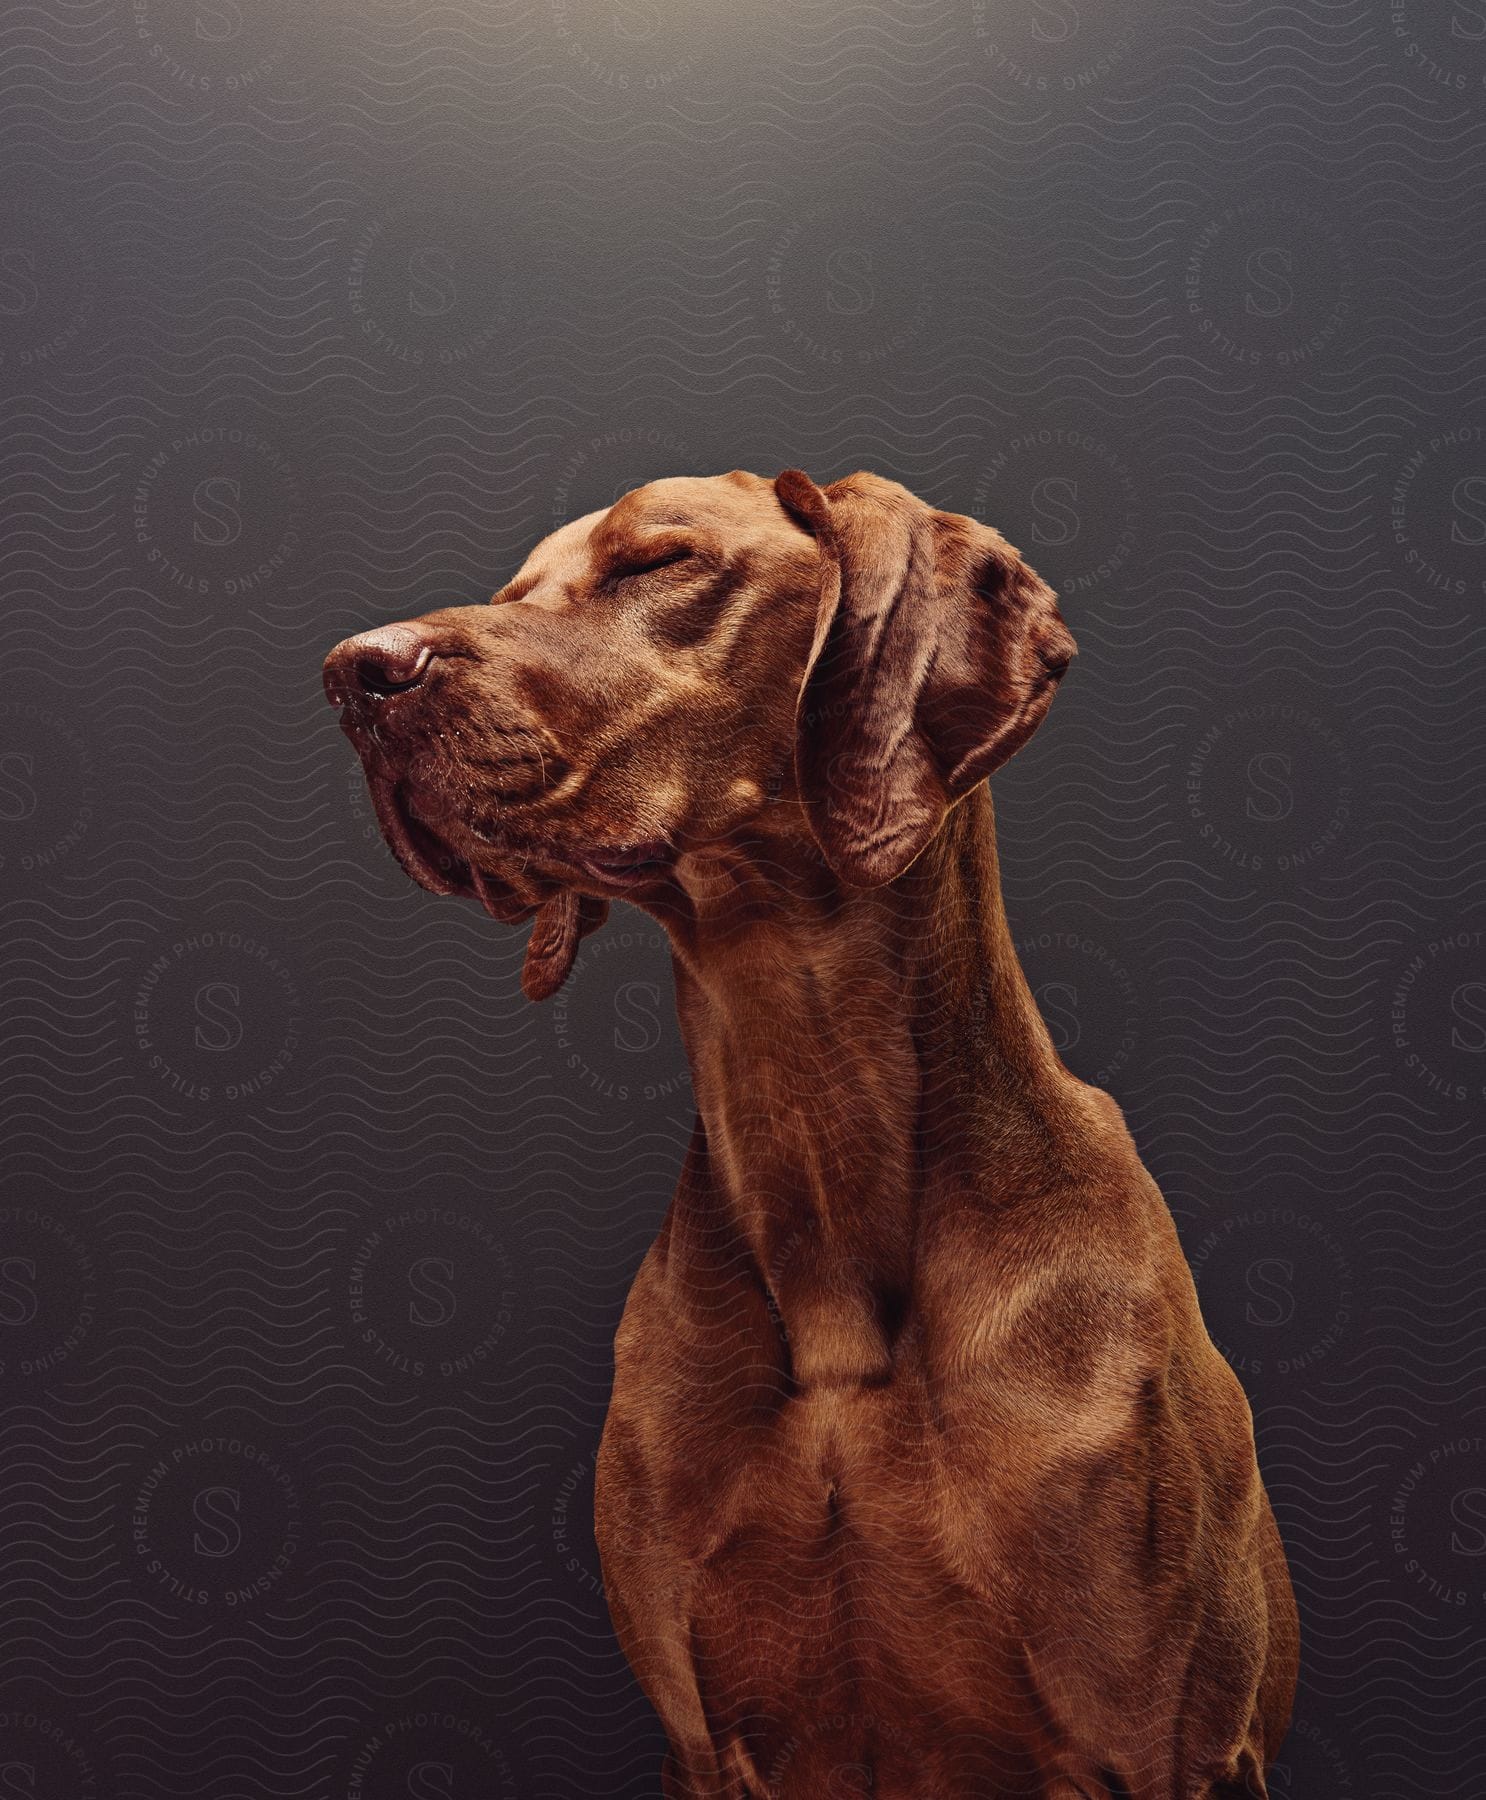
[2,0,1484,1792]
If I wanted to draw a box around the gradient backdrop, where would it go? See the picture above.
[4,0,1486,1793]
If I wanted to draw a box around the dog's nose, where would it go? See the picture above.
[323,624,434,706]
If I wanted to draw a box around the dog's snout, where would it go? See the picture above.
[323,624,434,705]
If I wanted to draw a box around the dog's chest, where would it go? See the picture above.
[684,1384,1036,1702]
[673,1389,1053,1792]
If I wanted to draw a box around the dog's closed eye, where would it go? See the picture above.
[609,541,696,583]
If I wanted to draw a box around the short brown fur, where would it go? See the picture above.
[324,469,1298,1799]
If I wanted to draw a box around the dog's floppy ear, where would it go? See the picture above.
[774,468,1075,889]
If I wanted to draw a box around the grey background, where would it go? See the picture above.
[3,0,1485,1793]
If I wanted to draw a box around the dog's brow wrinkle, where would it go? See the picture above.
[492,572,539,605]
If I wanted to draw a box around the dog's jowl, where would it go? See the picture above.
[325,468,1298,1799]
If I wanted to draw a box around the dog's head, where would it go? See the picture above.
[324,468,1073,1000]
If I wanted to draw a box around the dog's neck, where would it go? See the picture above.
[654,784,1071,1388]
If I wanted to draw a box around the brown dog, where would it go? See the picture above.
[324,469,1298,1799]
